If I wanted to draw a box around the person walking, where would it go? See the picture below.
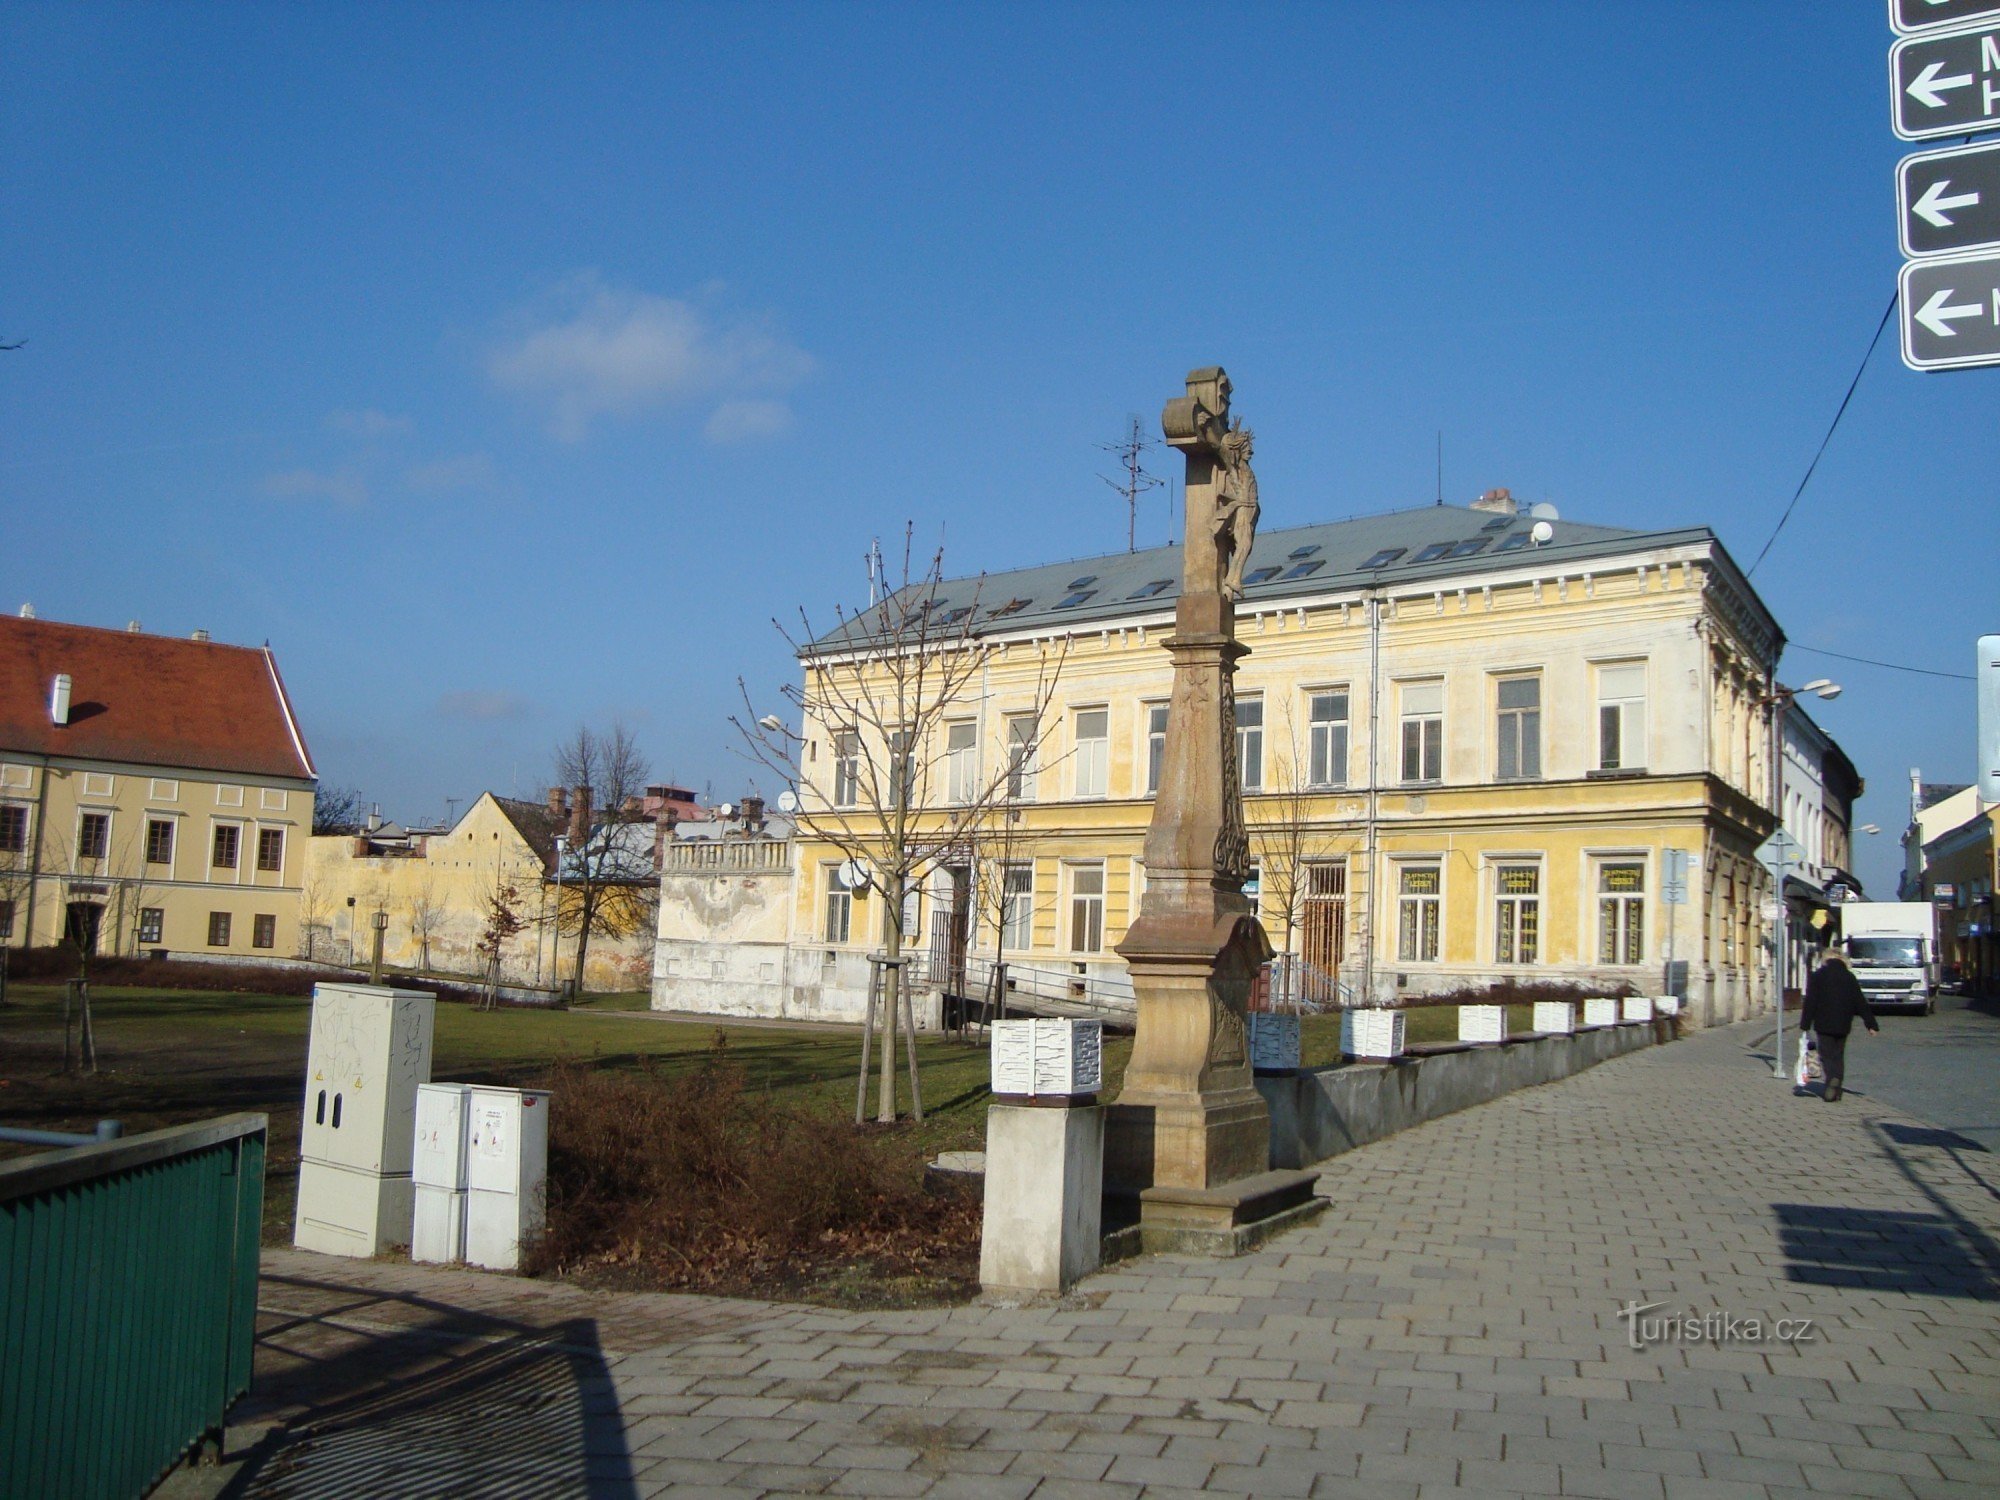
[1799,949,1879,1102]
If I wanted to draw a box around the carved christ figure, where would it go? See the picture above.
[1215,422,1258,599]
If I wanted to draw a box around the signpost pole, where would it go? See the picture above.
[1772,844,1789,1080]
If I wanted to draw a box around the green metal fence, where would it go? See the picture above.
[1,1113,267,1500]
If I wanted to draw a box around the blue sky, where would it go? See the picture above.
[3,2,1993,896]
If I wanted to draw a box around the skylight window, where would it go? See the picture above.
[1411,543,1453,564]
[1243,565,1281,586]
[1054,589,1097,609]
[989,598,1032,617]
[1128,579,1172,599]
[1067,575,1098,589]
[1447,538,1490,558]
[1287,544,1322,559]
[1283,560,1325,580]
[938,606,973,625]
[1360,548,1405,569]
[1496,532,1533,553]
[1481,515,1513,531]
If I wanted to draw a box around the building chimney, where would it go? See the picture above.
[50,673,72,726]
[126,620,141,633]
[741,795,766,832]
[18,603,34,619]
[1470,487,1517,515]
[547,785,568,820]
[366,804,383,833]
[190,628,210,642]
[569,784,592,847]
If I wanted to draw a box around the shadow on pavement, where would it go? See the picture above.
[220,1275,637,1500]
[1772,1203,1998,1299]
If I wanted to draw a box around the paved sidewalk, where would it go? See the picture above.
[218,1019,2000,1498]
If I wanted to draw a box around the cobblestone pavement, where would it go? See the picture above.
[224,1018,2000,1498]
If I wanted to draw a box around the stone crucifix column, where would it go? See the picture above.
[1105,368,1319,1251]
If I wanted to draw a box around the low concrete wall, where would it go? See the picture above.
[1256,1019,1670,1170]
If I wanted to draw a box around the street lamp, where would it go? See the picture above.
[552,833,568,995]
[1765,677,1842,1079]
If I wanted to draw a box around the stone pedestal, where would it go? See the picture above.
[979,1104,1103,1295]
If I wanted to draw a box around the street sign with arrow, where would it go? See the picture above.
[1899,140,2000,255]
[1890,0,2000,38]
[1900,248,2000,368]
[1891,21,2000,140]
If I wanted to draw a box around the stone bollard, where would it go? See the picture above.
[980,1019,1104,1295]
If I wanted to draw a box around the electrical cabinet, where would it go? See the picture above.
[412,1082,471,1264]
[464,1086,551,1271]
[293,983,435,1258]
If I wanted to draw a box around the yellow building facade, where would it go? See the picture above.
[779,501,1800,1028]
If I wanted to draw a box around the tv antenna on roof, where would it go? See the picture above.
[1099,415,1164,552]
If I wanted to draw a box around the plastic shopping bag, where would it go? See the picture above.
[1793,1035,1822,1089]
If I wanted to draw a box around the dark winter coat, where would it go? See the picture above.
[1801,959,1879,1039]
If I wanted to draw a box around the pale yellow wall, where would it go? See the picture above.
[0,754,311,958]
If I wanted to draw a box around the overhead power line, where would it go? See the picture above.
[1789,642,1974,682]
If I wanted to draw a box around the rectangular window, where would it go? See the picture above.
[138,907,164,944]
[1006,715,1038,801]
[253,913,276,949]
[1597,662,1648,771]
[257,827,285,873]
[1400,680,1443,783]
[823,865,852,943]
[146,818,175,866]
[1496,676,1542,780]
[0,804,26,854]
[1145,703,1169,795]
[212,824,240,870]
[1001,862,1033,952]
[207,911,231,947]
[1494,864,1540,964]
[888,729,913,809]
[1236,696,1263,791]
[1397,864,1442,962]
[1308,690,1349,787]
[832,730,860,808]
[0,899,14,939]
[1598,861,1646,964]
[1069,863,1105,953]
[1074,709,1108,798]
[77,812,110,861]
[945,720,978,805]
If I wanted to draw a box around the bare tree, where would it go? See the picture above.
[406,868,447,973]
[1249,699,1348,1012]
[735,527,1069,1122]
[549,724,657,993]
[312,784,367,836]
[297,872,332,962]
[476,875,529,1010]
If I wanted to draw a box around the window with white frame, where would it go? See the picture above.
[0,804,28,854]
[77,811,110,862]
[832,730,860,808]
[1001,862,1033,951]
[823,864,853,943]
[1069,862,1105,952]
[212,823,240,870]
[1495,675,1541,780]
[0,900,14,939]
[1596,662,1648,771]
[946,720,978,804]
[1236,695,1263,791]
[1145,702,1169,794]
[1400,680,1444,783]
[257,827,285,873]
[1006,714,1038,800]
[1308,689,1349,787]
[138,907,164,944]
[1493,863,1540,964]
[1597,860,1646,964]
[1397,862,1442,962]
[1073,709,1108,798]
[146,818,175,866]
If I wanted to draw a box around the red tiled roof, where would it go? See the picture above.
[0,615,316,781]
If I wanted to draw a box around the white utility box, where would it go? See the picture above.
[1458,1004,1506,1045]
[294,983,434,1258]
[464,1086,551,1271]
[1653,994,1681,1017]
[1583,996,1620,1028]
[1532,1000,1576,1035]
[1620,996,1655,1023]
[1341,1008,1406,1060]
[412,1082,471,1264]
[991,1018,1102,1098]
[1248,1012,1302,1073]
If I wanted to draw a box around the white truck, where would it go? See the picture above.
[1839,901,1937,1016]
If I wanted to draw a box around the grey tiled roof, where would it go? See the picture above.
[809,503,1714,651]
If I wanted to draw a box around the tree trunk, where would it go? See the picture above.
[878,875,903,1122]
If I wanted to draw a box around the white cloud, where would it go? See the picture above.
[326,408,414,439]
[404,452,497,494]
[487,274,812,442]
[705,399,793,444]
[263,468,367,508]
[436,690,535,722]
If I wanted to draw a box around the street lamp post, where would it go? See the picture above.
[552,833,568,997]
[1765,677,1840,1080]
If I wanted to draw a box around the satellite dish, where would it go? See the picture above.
[1530,521,1554,546]
[776,789,799,814]
[838,859,867,890]
[718,802,735,818]
[1529,501,1559,521]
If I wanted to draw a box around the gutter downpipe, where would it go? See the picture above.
[24,753,53,949]
[1362,590,1382,1006]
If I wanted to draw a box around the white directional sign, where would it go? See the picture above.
[1891,22,2000,140]
[1891,0,2000,37]
[1900,249,2000,367]
[1900,141,2000,255]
